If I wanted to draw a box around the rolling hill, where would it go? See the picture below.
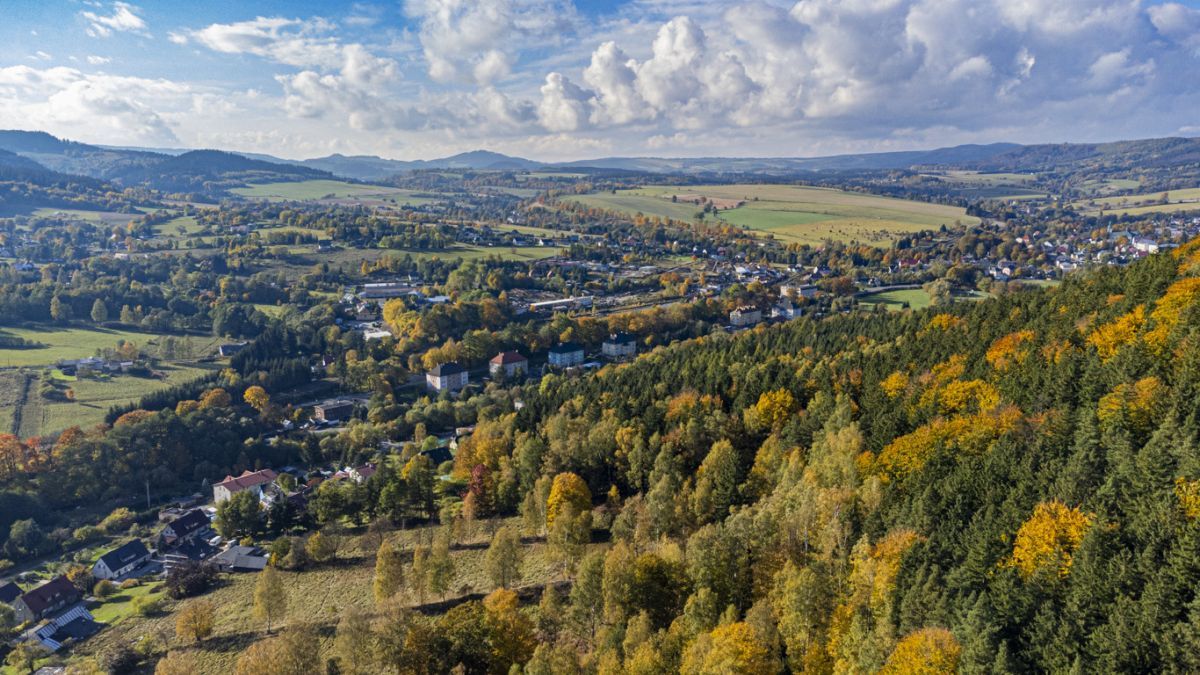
[0,130,330,194]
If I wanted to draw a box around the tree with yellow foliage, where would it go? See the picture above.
[1007,501,1092,580]
[745,389,797,433]
[681,622,778,675]
[546,472,591,527]
[880,627,962,675]
[242,385,270,412]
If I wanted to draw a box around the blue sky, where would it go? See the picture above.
[1,0,1199,161]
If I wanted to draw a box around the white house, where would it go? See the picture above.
[92,540,151,580]
[730,307,762,327]
[548,343,585,368]
[489,351,529,378]
[427,362,469,392]
[602,333,637,360]
[213,469,279,504]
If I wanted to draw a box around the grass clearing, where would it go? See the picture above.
[89,582,165,625]
[861,288,932,311]
[153,215,206,237]
[33,363,213,435]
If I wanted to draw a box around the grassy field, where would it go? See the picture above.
[252,303,288,318]
[372,245,561,264]
[1071,187,1200,216]
[230,181,436,208]
[153,215,206,237]
[30,363,213,435]
[89,582,166,625]
[568,185,978,246]
[860,288,932,311]
[0,370,24,433]
[30,208,137,226]
[71,517,585,674]
[0,326,220,367]
[564,192,705,222]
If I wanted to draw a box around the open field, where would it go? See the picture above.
[30,363,213,435]
[0,370,23,432]
[564,192,705,222]
[231,180,437,208]
[71,517,587,674]
[377,245,560,263]
[1071,187,1200,216]
[576,184,979,246]
[153,215,206,237]
[921,172,1049,200]
[30,208,139,226]
[860,288,932,311]
[0,326,222,367]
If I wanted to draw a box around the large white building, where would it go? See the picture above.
[427,362,469,392]
[548,343,585,368]
[730,306,763,327]
[602,333,637,360]
[213,469,279,504]
[489,351,529,378]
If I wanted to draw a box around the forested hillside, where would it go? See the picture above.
[476,240,1200,673]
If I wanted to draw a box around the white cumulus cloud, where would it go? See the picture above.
[80,2,147,38]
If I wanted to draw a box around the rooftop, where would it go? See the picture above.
[429,362,465,376]
[215,469,278,492]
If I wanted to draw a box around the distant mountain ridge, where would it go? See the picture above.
[3,129,1200,186]
[0,130,329,194]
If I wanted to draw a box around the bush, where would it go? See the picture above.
[94,579,118,598]
[99,508,136,534]
[131,595,164,616]
[73,525,103,544]
[119,578,141,590]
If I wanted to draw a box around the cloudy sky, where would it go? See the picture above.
[1,0,1199,161]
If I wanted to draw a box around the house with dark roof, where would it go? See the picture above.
[12,576,80,624]
[92,540,152,580]
[213,469,279,504]
[159,509,211,548]
[602,333,637,360]
[426,362,469,392]
[548,342,585,368]
[211,545,269,573]
[489,351,529,378]
[314,399,355,423]
[0,580,22,605]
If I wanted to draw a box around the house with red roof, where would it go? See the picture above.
[213,469,279,504]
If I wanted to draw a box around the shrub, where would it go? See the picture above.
[73,525,103,544]
[99,508,136,534]
[119,578,141,590]
[94,579,118,598]
[132,595,164,617]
